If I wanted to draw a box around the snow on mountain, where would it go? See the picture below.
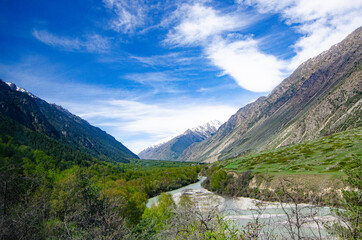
[189,120,222,136]
[138,120,223,160]
[6,82,37,98]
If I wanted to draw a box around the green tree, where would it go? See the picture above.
[210,170,227,192]
[326,155,361,239]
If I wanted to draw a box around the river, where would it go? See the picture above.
[146,176,334,238]
[146,177,207,208]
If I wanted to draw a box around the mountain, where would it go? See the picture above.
[138,120,221,160]
[178,26,362,163]
[0,80,138,162]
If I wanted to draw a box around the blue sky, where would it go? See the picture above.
[0,0,361,153]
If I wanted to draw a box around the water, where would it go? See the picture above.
[146,176,207,208]
[221,199,332,238]
[146,177,333,238]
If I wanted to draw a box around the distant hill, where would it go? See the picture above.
[0,80,138,162]
[138,120,221,160]
[179,26,362,162]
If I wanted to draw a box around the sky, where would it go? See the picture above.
[0,0,361,154]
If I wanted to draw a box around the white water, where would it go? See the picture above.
[146,177,207,208]
[146,177,334,238]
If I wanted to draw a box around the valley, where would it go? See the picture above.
[0,4,361,239]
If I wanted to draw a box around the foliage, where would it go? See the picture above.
[0,137,200,239]
[222,127,362,175]
[325,155,361,239]
[137,192,250,240]
[210,169,227,192]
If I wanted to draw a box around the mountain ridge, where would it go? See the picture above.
[0,80,138,162]
[138,120,221,160]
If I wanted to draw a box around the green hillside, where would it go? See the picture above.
[222,127,362,175]
[0,80,138,163]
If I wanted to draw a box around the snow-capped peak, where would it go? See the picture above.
[5,82,37,98]
[140,120,222,154]
[189,120,222,135]
[146,136,175,150]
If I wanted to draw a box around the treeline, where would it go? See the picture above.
[0,113,96,166]
[0,137,200,239]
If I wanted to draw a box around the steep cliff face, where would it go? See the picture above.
[179,26,362,162]
[138,121,221,160]
[0,80,138,162]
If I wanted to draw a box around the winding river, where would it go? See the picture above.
[146,176,333,238]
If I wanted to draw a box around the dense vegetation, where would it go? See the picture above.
[222,127,362,175]
[0,137,200,239]
[0,113,97,166]
[136,192,259,240]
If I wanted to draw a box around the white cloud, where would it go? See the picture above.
[124,72,180,83]
[241,0,362,22]
[165,2,286,92]
[164,1,362,92]
[207,37,287,92]
[0,57,132,102]
[241,0,362,68]
[131,52,199,67]
[103,0,150,34]
[33,30,111,53]
[123,72,183,94]
[165,3,246,46]
[73,99,238,153]
[33,30,81,50]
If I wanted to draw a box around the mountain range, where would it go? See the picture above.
[138,120,221,160]
[0,81,138,162]
[1,27,361,164]
[175,26,362,162]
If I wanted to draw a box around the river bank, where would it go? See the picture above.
[147,176,335,238]
[146,176,207,208]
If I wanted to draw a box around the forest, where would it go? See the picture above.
[0,136,202,239]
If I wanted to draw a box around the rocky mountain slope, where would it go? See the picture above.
[0,80,138,162]
[138,120,221,160]
[179,26,362,163]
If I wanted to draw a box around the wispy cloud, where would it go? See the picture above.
[73,99,238,153]
[103,0,152,34]
[33,30,112,53]
[131,52,200,67]
[123,71,183,94]
[241,0,362,69]
[164,2,286,92]
[124,72,180,83]
[0,56,133,102]
[164,3,248,46]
